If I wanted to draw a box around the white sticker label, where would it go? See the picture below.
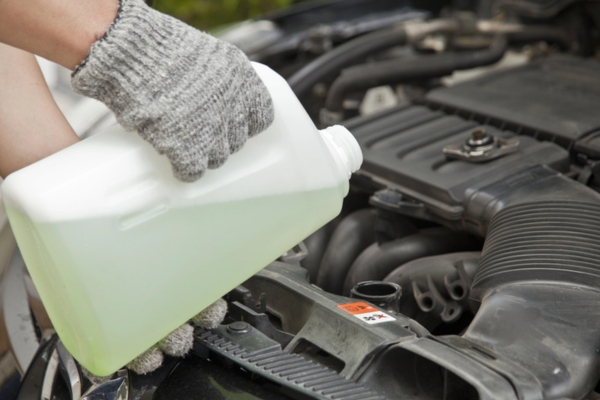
[353,311,396,325]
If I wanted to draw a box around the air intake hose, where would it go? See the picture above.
[325,35,508,114]
[464,171,600,399]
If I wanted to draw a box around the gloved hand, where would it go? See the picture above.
[71,0,274,182]
[126,298,228,375]
[83,298,228,383]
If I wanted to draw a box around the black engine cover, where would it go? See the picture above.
[344,55,600,235]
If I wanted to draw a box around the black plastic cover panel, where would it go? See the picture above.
[426,55,600,149]
[344,104,569,223]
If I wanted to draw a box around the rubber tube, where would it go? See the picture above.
[503,26,571,49]
[287,19,465,99]
[287,27,407,99]
[325,35,507,113]
[316,208,418,294]
[342,227,481,296]
[325,25,569,113]
[476,21,572,49]
[316,209,379,294]
[300,219,339,283]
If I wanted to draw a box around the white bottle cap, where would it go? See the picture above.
[320,125,363,177]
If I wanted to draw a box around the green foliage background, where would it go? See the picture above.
[153,0,300,31]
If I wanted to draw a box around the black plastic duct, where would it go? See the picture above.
[384,252,480,330]
[459,168,600,399]
[342,227,481,295]
[465,200,600,399]
[355,168,600,399]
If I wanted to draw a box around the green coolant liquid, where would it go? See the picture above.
[8,187,343,376]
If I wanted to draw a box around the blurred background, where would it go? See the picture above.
[153,0,305,31]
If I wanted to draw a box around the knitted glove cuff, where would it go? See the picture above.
[71,0,274,181]
[72,0,193,121]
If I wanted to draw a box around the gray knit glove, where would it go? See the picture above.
[126,298,228,375]
[83,298,228,380]
[71,0,274,182]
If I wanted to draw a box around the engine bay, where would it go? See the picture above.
[195,54,600,400]
[10,0,600,399]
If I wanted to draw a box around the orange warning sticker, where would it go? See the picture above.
[337,302,379,315]
[338,302,396,324]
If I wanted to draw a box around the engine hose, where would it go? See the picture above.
[464,199,600,399]
[316,208,417,295]
[342,227,481,296]
[316,209,378,294]
[287,28,408,99]
[324,35,508,113]
[384,252,480,330]
[287,19,460,99]
[300,222,336,283]
[503,26,572,49]
[476,20,572,50]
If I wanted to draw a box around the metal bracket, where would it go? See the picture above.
[443,128,519,163]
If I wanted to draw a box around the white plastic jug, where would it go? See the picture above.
[1,63,362,376]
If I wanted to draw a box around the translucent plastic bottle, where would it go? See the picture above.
[1,63,362,376]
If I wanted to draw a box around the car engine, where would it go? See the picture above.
[6,0,600,399]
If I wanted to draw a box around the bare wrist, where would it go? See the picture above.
[0,0,119,70]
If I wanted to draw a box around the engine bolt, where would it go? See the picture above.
[472,129,487,139]
[466,128,494,148]
[227,321,252,334]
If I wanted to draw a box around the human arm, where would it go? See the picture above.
[0,0,113,178]
[0,43,79,178]
[0,0,257,375]
[0,0,118,71]
[0,45,227,370]
[0,0,274,182]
